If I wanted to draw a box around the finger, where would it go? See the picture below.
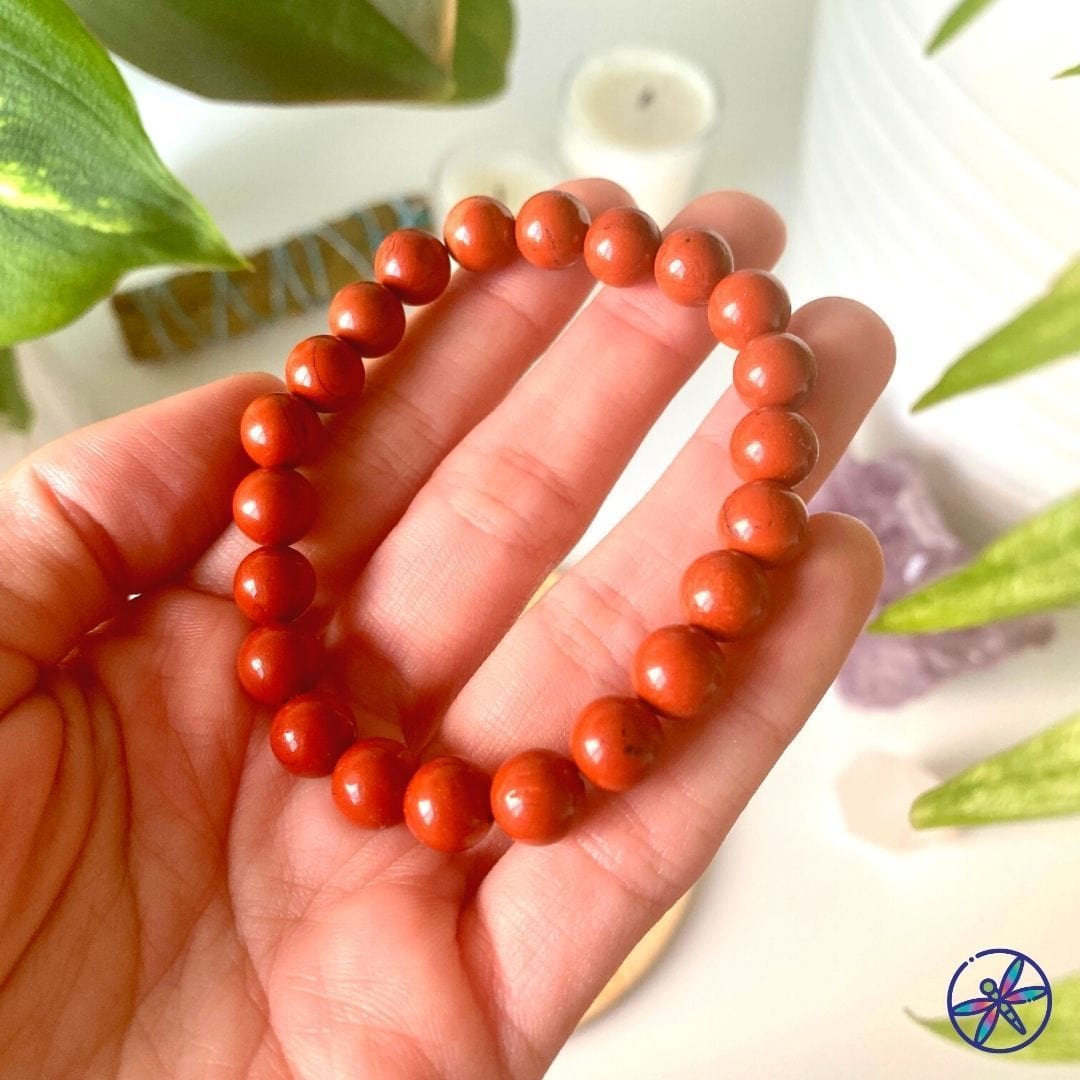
[189,179,631,598]
[335,192,786,744]
[441,298,895,758]
[443,298,893,1069]
[461,514,883,1074]
[0,372,277,711]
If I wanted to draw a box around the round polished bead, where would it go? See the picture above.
[237,625,322,706]
[233,468,317,546]
[680,550,769,640]
[515,189,591,269]
[491,749,587,845]
[708,269,791,349]
[631,625,727,720]
[404,756,494,853]
[718,480,808,565]
[570,696,664,793]
[233,545,316,624]
[284,335,366,412]
[374,228,451,305]
[240,392,324,467]
[730,407,820,486]
[332,738,417,828]
[269,692,355,777]
[654,227,734,306]
[443,195,517,272]
[733,332,817,409]
[583,206,662,287]
[328,281,406,357]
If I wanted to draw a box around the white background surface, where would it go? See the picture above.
[8,1,1080,1076]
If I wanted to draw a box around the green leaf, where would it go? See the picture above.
[0,0,241,347]
[869,490,1080,633]
[911,711,1080,827]
[1055,63,1080,79]
[0,347,32,431]
[926,0,999,54]
[914,257,1080,410]
[910,972,1080,1060]
[449,0,514,102]
[67,0,512,104]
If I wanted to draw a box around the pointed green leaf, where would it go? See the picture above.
[926,0,1000,54]
[869,490,1080,633]
[910,972,1080,1060]
[914,257,1080,410]
[1055,63,1080,79]
[0,347,32,432]
[0,0,242,347]
[66,0,512,104]
[911,711,1080,828]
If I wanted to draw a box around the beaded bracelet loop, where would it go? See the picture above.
[233,187,819,853]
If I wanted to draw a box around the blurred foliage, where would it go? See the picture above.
[914,258,1080,409]
[902,8,1080,826]
[871,492,1080,633]
[66,0,513,103]
[0,348,33,432]
[927,0,998,54]
[928,0,1078,74]
[911,711,1080,827]
[911,971,1080,1060]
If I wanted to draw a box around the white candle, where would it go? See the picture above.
[559,47,719,225]
[432,137,561,232]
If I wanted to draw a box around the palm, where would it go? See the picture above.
[36,588,514,1077]
[0,185,893,1079]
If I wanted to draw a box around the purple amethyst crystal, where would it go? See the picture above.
[811,454,1054,708]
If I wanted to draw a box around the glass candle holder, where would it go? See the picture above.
[559,46,720,225]
[431,130,562,233]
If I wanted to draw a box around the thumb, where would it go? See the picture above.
[0,371,277,712]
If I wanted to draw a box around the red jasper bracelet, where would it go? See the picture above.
[233,187,818,853]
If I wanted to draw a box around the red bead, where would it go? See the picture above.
[233,545,316,624]
[583,207,662,287]
[269,692,355,777]
[730,408,820,486]
[240,392,324,467]
[631,625,726,720]
[233,468,317,546]
[332,738,417,828]
[718,481,808,565]
[708,269,791,349]
[284,335,366,412]
[680,550,769,640]
[654,227,734,306]
[491,750,587,845]
[733,332,816,409]
[375,228,451,305]
[444,196,518,272]
[328,281,406,357]
[404,756,493,853]
[570,696,664,792]
[236,625,321,706]
[515,190,591,269]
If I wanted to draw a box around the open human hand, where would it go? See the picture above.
[0,182,893,1079]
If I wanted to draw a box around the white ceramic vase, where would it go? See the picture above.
[792,0,1080,533]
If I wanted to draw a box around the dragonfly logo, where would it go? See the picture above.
[947,949,1052,1054]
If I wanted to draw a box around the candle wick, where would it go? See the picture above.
[637,87,656,109]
